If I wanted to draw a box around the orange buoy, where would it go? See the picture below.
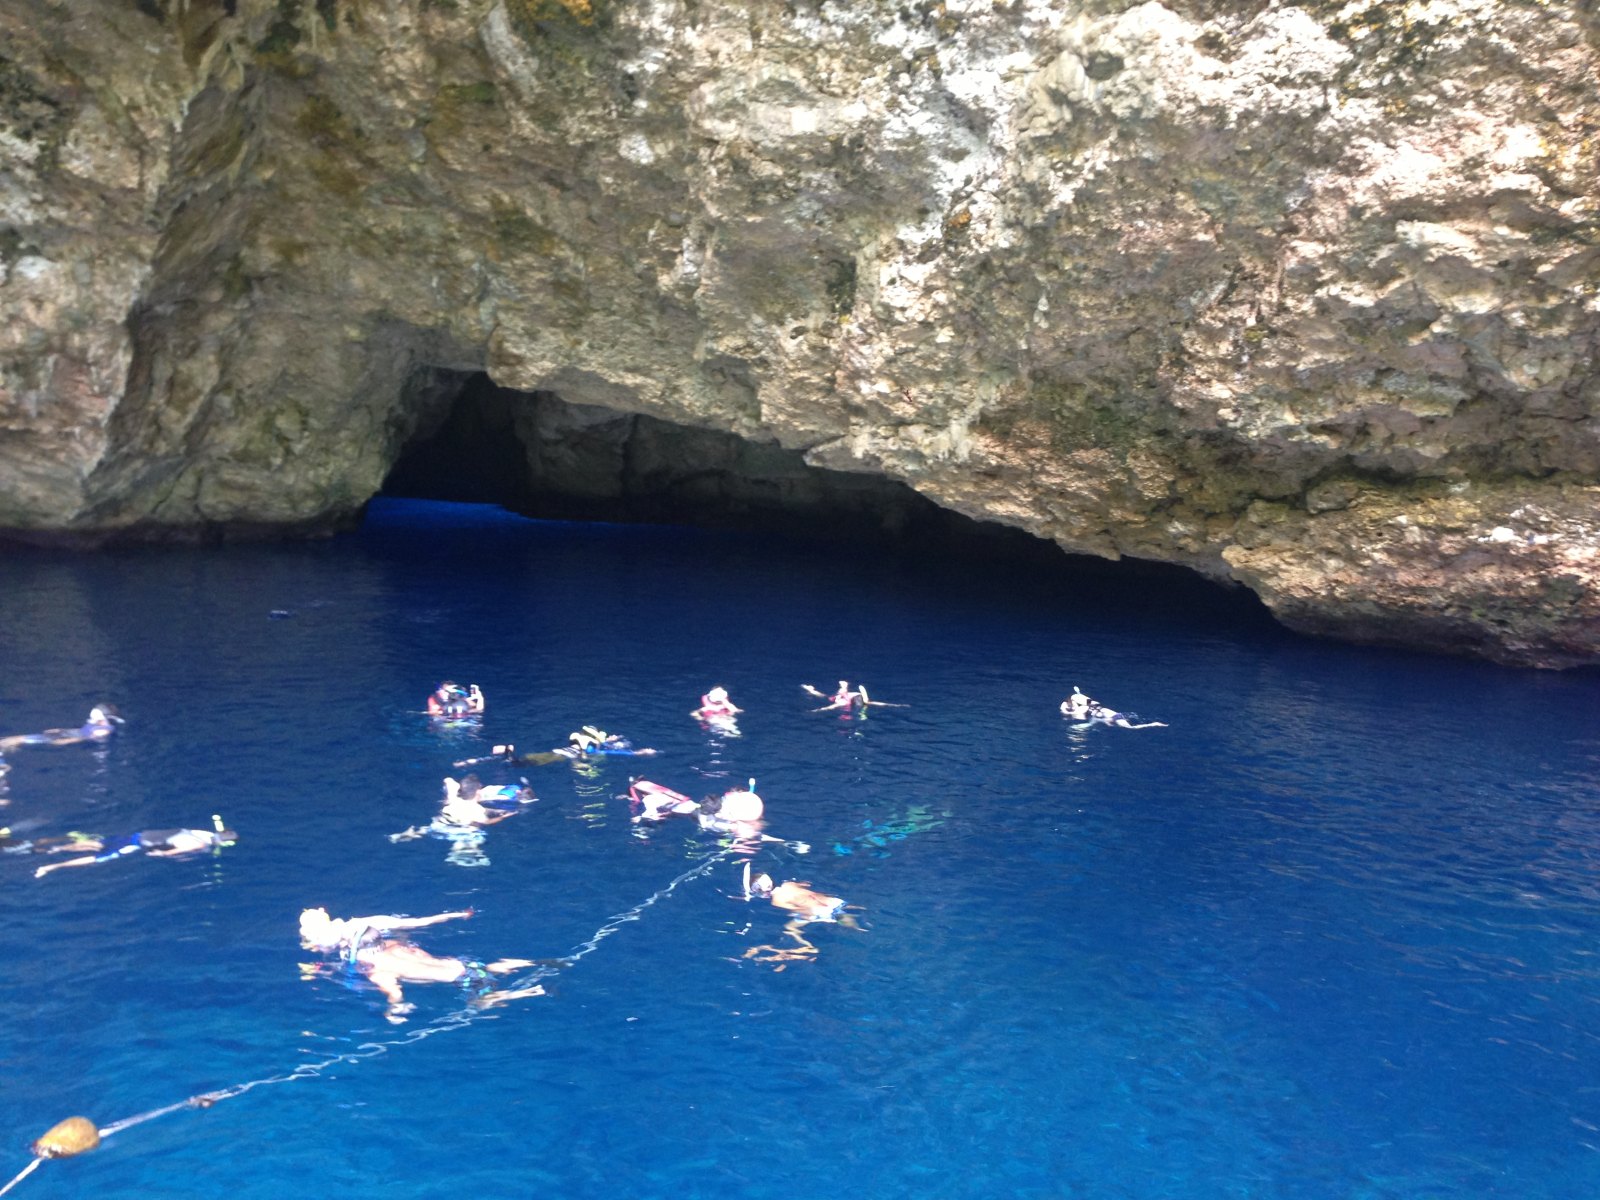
[31,1116,99,1158]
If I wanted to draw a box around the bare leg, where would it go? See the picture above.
[473,983,547,1009]
[363,969,414,1022]
[485,958,538,973]
[35,854,98,879]
[743,919,822,968]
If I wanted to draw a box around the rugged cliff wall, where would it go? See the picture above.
[2,0,1597,665]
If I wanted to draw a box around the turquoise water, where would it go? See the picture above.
[2,498,1598,1198]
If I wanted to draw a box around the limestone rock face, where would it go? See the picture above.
[1,0,1597,666]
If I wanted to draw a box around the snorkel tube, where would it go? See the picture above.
[210,814,238,851]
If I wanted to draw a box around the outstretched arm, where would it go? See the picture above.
[367,909,473,931]
[800,684,828,699]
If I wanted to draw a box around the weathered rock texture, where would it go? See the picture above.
[2,0,1598,666]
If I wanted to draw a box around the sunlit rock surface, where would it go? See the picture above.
[1,0,1597,666]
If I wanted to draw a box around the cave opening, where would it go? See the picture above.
[380,370,1268,622]
[383,370,1019,550]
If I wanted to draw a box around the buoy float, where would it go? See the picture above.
[31,1116,100,1158]
[0,1117,101,1198]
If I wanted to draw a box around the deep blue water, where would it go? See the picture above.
[2,498,1599,1199]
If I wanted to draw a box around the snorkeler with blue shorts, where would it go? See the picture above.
[34,818,236,879]
[0,705,124,752]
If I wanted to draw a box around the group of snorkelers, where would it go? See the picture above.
[4,673,1158,1018]
[291,680,858,1015]
[0,706,238,879]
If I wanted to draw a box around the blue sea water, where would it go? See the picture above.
[1,497,1598,1199]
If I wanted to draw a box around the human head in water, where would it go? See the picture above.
[299,907,336,945]
[87,705,124,727]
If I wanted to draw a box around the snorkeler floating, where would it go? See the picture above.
[1,829,106,857]
[426,682,484,718]
[698,780,765,828]
[389,775,537,843]
[298,906,546,1023]
[627,778,700,823]
[454,727,660,771]
[559,727,658,758]
[1059,687,1167,729]
[626,778,808,853]
[34,817,236,879]
[0,705,124,753]
[738,862,859,967]
[690,686,743,721]
[801,681,906,713]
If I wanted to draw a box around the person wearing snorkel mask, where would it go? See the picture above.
[0,704,125,751]
[426,682,484,718]
[297,906,546,1023]
[34,818,237,878]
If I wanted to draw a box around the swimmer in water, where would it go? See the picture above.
[739,863,858,967]
[426,682,484,718]
[389,775,536,842]
[1060,687,1167,729]
[627,778,700,823]
[1,828,104,856]
[0,705,124,752]
[700,782,764,825]
[34,817,236,879]
[454,729,658,770]
[801,681,905,713]
[298,906,546,1023]
[690,686,743,721]
[558,727,659,758]
[697,782,766,848]
[695,783,810,855]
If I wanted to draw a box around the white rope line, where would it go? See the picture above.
[7,848,734,1189]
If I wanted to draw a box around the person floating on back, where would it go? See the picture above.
[426,682,484,718]
[35,816,236,879]
[0,705,124,752]
[298,906,546,1023]
[801,681,906,713]
[1059,687,1167,729]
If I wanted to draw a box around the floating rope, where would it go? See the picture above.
[2,847,732,1194]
